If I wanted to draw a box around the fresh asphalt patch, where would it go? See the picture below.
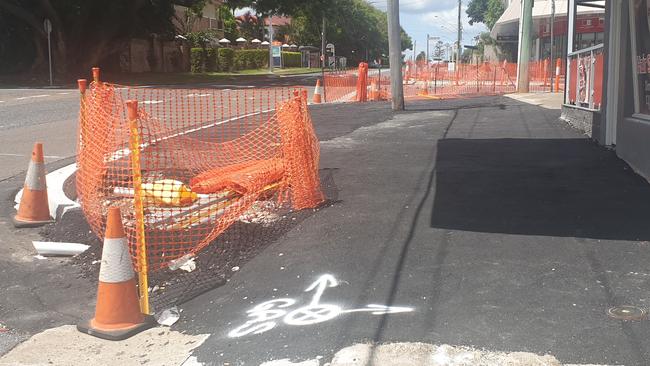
[4,97,650,365]
[0,100,394,359]
[177,98,650,366]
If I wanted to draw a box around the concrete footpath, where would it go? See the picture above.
[2,94,650,365]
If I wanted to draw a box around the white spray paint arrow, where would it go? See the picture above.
[342,304,414,315]
[305,274,339,306]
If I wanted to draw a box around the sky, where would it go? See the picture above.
[368,0,489,60]
[235,0,490,60]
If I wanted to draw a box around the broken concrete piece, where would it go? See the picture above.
[32,241,90,256]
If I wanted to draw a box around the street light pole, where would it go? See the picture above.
[387,0,404,110]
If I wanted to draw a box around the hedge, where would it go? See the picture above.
[281,51,301,68]
[234,49,269,70]
[205,48,218,72]
[191,48,275,72]
[218,48,235,72]
[190,48,204,73]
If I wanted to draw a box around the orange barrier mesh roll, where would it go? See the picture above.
[77,82,324,271]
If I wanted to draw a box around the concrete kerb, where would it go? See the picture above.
[14,161,79,221]
[6,156,77,223]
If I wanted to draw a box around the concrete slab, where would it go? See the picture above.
[0,325,208,366]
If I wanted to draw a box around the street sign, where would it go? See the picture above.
[271,45,282,68]
[43,19,52,34]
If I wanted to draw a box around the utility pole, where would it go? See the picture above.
[517,0,533,92]
[268,15,274,73]
[413,40,417,62]
[457,0,462,63]
[387,0,404,110]
[426,34,430,62]
[549,0,556,92]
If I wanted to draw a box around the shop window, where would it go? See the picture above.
[629,0,650,115]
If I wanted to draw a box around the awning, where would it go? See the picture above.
[491,0,605,39]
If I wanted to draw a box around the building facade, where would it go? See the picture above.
[588,0,650,179]
[492,0,605,61]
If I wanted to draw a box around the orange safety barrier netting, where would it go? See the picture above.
[323,69,359,103]
[328,59,568,102]
[77,81,324,272]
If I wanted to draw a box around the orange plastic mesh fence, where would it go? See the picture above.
[323,69,359,103]
[77,82,324,271]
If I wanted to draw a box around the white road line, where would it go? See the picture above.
[107,108,273,162]
[0,153,64,159]
[15,94,49,100]
[57,92,70,95]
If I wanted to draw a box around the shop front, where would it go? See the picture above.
[612,0,650,178]
[563,0,650,180]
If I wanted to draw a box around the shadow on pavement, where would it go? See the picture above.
[431,138,650,240]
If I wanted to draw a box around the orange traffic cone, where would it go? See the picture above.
[313,79,322,104]
[77,207,154,340]
[369,80,379,101]
[14,143,53,228]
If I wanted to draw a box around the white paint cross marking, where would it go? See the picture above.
[228,274,414,338]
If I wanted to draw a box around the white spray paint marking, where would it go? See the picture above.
[228,274,414,338]
[142,100,163,105]
[15,94,49,100]
[58,92,70,95]
[186,93,212,97]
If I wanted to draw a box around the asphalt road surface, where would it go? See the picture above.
[0,73,318,181]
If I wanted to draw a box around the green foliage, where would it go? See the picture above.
[416,51,426,62]
[218,48,235,71]
[186,31,211,48]
[0,0,177,76]
[281,51,301,68]
[466,0,488,26]
[485,0,506,30]
[190,48,205,73]
[234,49,269,70]
[206,48,218,71]
[237,11,264,40]
[248,0,412,64]
[466,0,506,30]
[220,5,240,41]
